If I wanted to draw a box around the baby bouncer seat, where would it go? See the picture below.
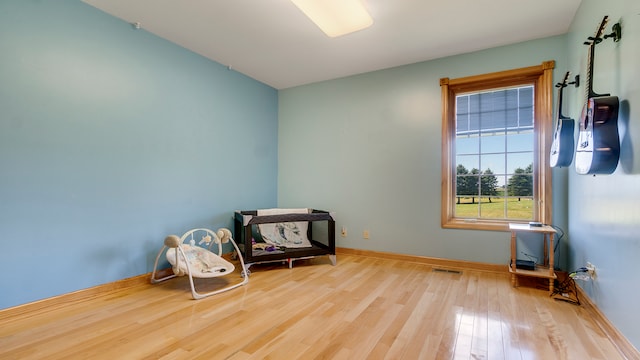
[150,228,248,299]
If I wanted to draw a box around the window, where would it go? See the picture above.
[440,61,554,231]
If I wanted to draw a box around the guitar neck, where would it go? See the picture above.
[586,42,598,99]
[555,71,571,120]
[585,16,610,99]
[557,85,568,120]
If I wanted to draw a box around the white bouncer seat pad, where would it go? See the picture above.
[166,245,235,278]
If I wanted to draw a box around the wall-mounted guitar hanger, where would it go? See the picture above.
[567,74,579,88]
[604,22,622,42]
[571,21,621,90]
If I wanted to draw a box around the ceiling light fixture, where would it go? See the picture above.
[290,0,373,38]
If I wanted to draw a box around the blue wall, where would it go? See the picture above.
[278,36,569,265]
[566,0,640,349]
[0,0,278,308]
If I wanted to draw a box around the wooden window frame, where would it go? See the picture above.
[440,61,554,231]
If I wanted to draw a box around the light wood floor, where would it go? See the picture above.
[0,254,629,360]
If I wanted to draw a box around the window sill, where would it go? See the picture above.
[442,218,531,232]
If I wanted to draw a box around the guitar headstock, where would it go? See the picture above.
[584,16,609,46]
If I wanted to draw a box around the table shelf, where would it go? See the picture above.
[509,223,557,294]
[508,265,557,279]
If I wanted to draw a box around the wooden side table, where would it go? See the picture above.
[508,223,557,294]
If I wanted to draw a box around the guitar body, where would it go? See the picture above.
[574,16,621,175]
[550,117,575,167]
[549,71,575,168]
[574,96,620,174]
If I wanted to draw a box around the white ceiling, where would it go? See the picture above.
[82,0,582,89]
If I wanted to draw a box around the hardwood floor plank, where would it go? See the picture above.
[488,274,509,360]
[0,254,633,360]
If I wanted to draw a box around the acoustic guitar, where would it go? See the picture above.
[575,16,620,175]
[549,71,575,168]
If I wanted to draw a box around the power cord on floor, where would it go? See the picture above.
[551,267,587,305]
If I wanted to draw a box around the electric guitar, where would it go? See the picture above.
[575,16,620,175]
[549,71,575,168]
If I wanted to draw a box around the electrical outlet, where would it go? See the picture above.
[341,227,347,237]
[586,262,597,279]
[363,230,370,239]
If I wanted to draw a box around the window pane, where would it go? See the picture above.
[456,174,478,196]
[518,87,534,128]
[480,153,505,174]
[507,154,533,174]
[469,94,480,113]
[506,197,534,220]
[519,107,534,128]
[479,196,506,219]
[480,174,499,197]
[455,197,479,218]
[456,136,479,155]
[480,109,506,133]
[481,133,506,154]
[506,174,533,197]
[507,132,534,152]
[456,155,479,171]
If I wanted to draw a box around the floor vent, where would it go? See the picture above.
[432,268,463,275]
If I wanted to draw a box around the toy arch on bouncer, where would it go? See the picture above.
[150,228,248,299]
